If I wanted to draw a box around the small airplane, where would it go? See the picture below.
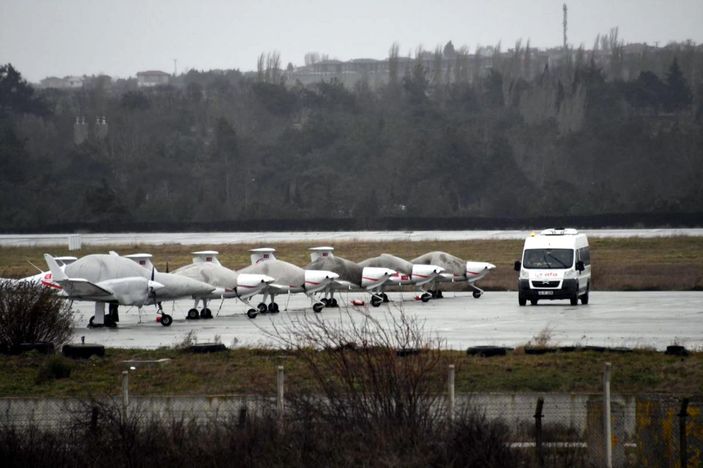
[0,256,78,289]
[44,252,215,327]
[157,251,275,319]
[358,253,446,302]
[411,251,495,298]
[305,247,398,307]
[236,248,340,314]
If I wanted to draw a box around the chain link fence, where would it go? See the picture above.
[1,393,700,467]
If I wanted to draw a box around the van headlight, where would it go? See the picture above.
[519,270,529,280]
[563,269,577,279]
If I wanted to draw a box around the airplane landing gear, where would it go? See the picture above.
[370,295,383,307]
[321,297,338,308]
[257,302,268,314]
[420,292,432,303]
[268,302,280,313]
[429,289,444,299]
[472,290,482,299]
[187,308,199,320]
[381,293,389,303]
[247,308,258,319]
[200,308,212,319]
[160,313,173,326]
[312,302,324,313]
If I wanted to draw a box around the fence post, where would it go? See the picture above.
[447,364,455,422]
[277,366,285,428]
[534,397,545,468]
[603,362,612,468]
[121,370,129,417]
[679,398,689,468]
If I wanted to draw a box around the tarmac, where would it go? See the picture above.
[68,291,703,351]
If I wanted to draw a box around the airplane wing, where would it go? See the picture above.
[266,283,298,295]
[58,278,113,298]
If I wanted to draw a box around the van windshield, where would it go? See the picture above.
[523,249,574,269]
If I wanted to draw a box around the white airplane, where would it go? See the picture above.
[132,251,275,319]
[358,253,446,302]
[411,251,495,298]
[1,256,78,289]
[305,247,399,307]
[235,248,341,314]
[44,252,215,327]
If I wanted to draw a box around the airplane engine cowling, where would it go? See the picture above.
[411,264,445,282]
[304,270,339,292]
[361,267,396,288]
[465,262,496,280]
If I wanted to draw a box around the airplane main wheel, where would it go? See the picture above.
[420,292,431,303]
[246,309,258,319]
[268,302,279,313]
[472,290,482,299]
[161,314,173,327]
[381,293,389,303]
[201,308,212,319]
[312,302,324,313]
[320,298,329,306]
[370,295,382,307]
[257,303,268,314]
[328,298,338,308]
[436,290,444,298]
[187,308,199,320]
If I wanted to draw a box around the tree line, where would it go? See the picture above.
[0,40,702,231]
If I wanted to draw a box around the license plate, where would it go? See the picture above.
[538,290,554,295]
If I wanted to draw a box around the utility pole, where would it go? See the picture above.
[563,3,568,50]
[173,58,178,77]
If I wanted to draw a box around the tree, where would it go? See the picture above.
[664,58,693,111]
[0,64,48,117]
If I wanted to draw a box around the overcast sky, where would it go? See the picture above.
[1,0,702,82]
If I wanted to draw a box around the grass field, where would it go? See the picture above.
[1,236,702,290]
[1,347,701,398]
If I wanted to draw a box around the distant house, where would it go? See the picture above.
[39,75,84,89]
[136,70,170,88]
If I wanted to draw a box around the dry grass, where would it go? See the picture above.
[1,347,702,398]
[2,236,702,290]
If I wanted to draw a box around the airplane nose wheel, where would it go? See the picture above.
[246,309,258,319]
[312,302,324,313]
[472,290,482,299]
[160,314,173,327]
[381,293,389,303]
[420,292,431,303]
[370,295,383,307]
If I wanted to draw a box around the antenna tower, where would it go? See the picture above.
[562,3,568,50]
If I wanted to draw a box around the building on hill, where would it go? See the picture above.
[136,70,170,88]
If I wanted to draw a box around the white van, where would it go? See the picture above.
[514,228,591,306]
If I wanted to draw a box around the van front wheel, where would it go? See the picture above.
[518,295,526,306]
[570,295,578,306]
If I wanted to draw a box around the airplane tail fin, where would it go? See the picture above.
[309,246,335,262]
[44,254,68,281]
[192,251,221,265]
[249,248,276,265]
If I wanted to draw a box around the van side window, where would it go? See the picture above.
[579,247,591,265]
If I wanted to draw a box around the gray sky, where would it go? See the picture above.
[1,0,702,82]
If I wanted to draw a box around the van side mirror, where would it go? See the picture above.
[575,261,585,272]
[514,261,521,272]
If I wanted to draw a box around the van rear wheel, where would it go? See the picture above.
[580,286,590,305]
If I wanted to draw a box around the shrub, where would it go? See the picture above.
[35,356,72,384]
[0,280,73,353]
